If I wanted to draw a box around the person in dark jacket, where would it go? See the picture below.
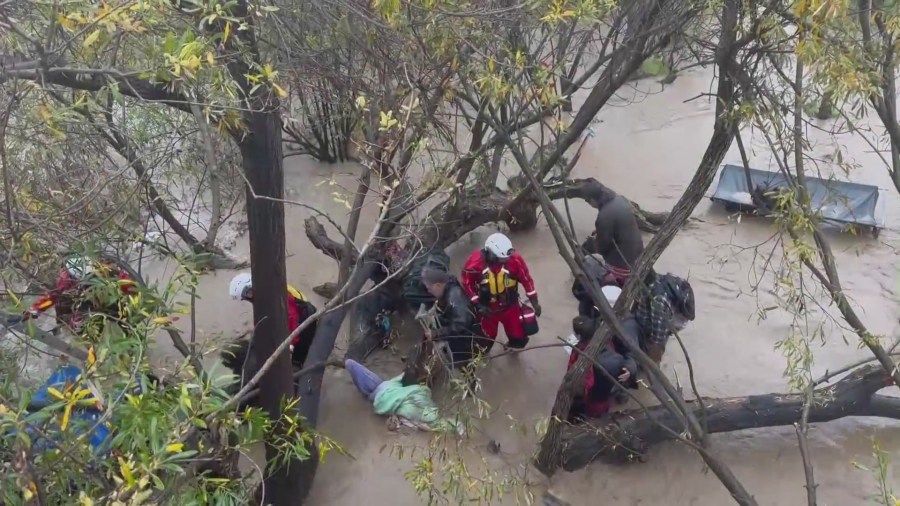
[581,181,646,286]
[421,267,488,367]
[572,254,615,319]
[566,286,640,423]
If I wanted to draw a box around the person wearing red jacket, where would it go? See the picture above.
[27,256,137,331]
[461,233,540,350]
[228,272,318,367]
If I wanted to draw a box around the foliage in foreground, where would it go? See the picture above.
[0,258,338,505]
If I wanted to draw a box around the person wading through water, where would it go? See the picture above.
[461,233,540,350]
[582,181,648,287]
[566,286,640,423]
[225,272,318,369]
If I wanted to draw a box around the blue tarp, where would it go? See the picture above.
[711,164,883,229]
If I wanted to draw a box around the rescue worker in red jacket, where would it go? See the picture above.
[228,273,318,367]
[566,286,639,423]
[27,255,138,332]
[461,233,540,349]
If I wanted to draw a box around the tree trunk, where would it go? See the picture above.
[546,178,668,232]
[558,364,897,471]
[293,261,379,499]
[190,103,224,248]
[237,109,300,506]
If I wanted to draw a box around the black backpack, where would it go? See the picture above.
[654,273,695,321]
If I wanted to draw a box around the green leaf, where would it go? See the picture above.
[164,32,177,54]
[82,30,101,48]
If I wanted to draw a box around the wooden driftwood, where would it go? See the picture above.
[557,364,897,471]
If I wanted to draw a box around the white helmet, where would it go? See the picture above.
[64,256,94,279]
[601,285,622,305]
[484,233,513,260]
[229,272,253,301]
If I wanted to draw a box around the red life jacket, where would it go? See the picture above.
[461,250,538,309]
[32,267,136,313]
[567,340,613,418]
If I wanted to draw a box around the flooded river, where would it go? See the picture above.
[148,66,900,505]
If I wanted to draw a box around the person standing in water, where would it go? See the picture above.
[634,272,695,363]
[582,181,647,287]
[461,233,540,350]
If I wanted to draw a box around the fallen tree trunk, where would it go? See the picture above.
[558,364,897,471]
[305,217,357,264]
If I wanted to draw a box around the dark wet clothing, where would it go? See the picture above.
[587,195,644,271]
[566,314,641,422]
[434,278,488,365]
[572,254,613,318]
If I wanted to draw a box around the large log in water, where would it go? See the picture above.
[558,364,898,471]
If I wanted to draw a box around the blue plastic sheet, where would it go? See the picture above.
[711,164,883,229]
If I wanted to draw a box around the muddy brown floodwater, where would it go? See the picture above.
[145,66,900,505]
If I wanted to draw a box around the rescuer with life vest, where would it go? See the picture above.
[461,233,540,349]
[228,272,318,367]
[26,255,139,333]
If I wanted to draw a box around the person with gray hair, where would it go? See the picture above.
[420,266,487,367]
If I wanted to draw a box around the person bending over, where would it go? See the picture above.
[421,267,488,368]
[582,182,646,287]
[228,272,318,367]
